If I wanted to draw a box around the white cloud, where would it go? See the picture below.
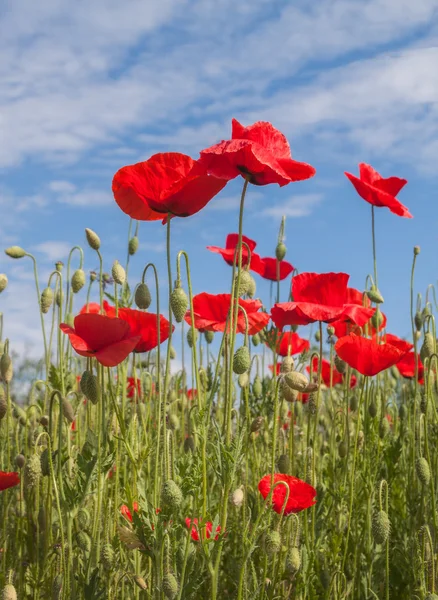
[56,189,112,207]
[32,241,73,261]
[261,194,324,218]
[49,180,77,193]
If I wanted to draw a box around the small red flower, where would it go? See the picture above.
[307,357,356,388]
[120,501,139,523]
[207,233,258,268]
[199,119,316,187]
[271,331,310,357]
[60,314,141,367]
[127,377,142,400]
[272,272,349,327]
[0,471,20,491]
[185,517,221,541]
[258,473,316,515]
[345,163,411,218]
[396,352,424,382]
[251,256,294,282]
[117,308,173,353]
[185,293,270,335]
[113,153,226,221]
[335,333,404,376]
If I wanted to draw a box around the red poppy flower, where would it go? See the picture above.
[396,352,424,382]
[375,333,413,355]
[345,163,411,218]
[331,287,372,337]
[60,314,141,367]
[298,392,310,404]
[120,501,139,523]
[0,471,20,491]
[268,363,282,375]
[199,119,316,187]
[335,333,404,376]
[113,153,226,221]
[258,473,316,515]
[185,517,221,541]
[272,272,349,327]
[271,331,310,357]
[251,256,294,281]
[207,233,257,268]
[79,301,116,316]
[127,377,142,399]
[307,357,356,388]
[116,308,173,353]
[185,293,270,335]
[187,389,198,401]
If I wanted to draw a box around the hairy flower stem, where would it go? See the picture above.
[162,214,174,482]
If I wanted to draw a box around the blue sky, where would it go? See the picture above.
[1,0,437,360]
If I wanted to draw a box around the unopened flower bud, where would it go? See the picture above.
[367,285,384,304]
[187,328,198,348]
[62,398,75,423]
[1,353,13,383]
[85,228,101,251]
[135,283,152,309]
[184,436,195,453]
[89,271,97,282]
[252,333,260,346]
[101,543,115,571]
[281,356,294,374]
[162,573,178,599]
[420,332,435,363]
[372,510,390,544]
[414,246,420,256]
[24,453,42,488]
[252,375,262,398]
[314,330,321,342]
[55,261,64,273]
[334,355,346,374]
[71,269,86,293]
[285,547,301,575]
[5,246,26,259]
[1,584,17,600]
[0,274,8,293]
[284,371,309,392]
[161,480,183,510]
[235,270,255,297]
[170,285,189,323]
[265,530,282,555]
[133,575,147,591]
[231,486,244,507]
[238,372,249,388]
[277,454,290,474]
[128,236,139,255]
[0,387,6,420]
[233,346,250,374]
[275,242,286,261]
[371,309,384,330]
[327,326,335,336]
[111,261,126,285]
[250,416,264,433]
[41,287,54,313]
[77,531,91,553]
[416,457,431,486]
[204,330,214,344]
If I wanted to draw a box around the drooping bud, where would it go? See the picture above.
[247,275,256,298]
[252,375,262,398]
[283,371,309,393]
[1,584,17,600]
[366,285,384,304]
[15,454,25,469]
[398,404,407,420]
[231,486,244,507]
[71,269,86,293]
[77,531,92,553]
[133,576,148,591]
[250,416,264,433]
[24,453,42,489]
[162,573,178,600]
[1,353,13,383]
[368,398,377,418]
[233,346,250,374]
[85,228,101,251]
[111,261,126,285]
[128,236,139,256]
[77,507,90,529]
[204,330,214,344]
[62,398,75,423]
[135,283,152,309]
[234,269,254,297]
[420,332,435,363]
[170,346,176,359]
[414,310,423,332]
[101,543,115,571]
[277,454,290,474]
[372,510,390,544]
[275,242,286,261]
[64,312,74,327]
[338,440,348,458]
[314,330,321,342]
[187,328,198,348]
[5,246,26,259]
[281,356,294,374]
[416,457,431,486]
[371,309,384,330]
[161,480,183,511]
[170,285,189,323]
[414,245,421,256]
[168,414,180,431]
[0,274,8,293]
[238,372,249,388]
[334,355,346,374]
[280,379,298,402]
[265,530,282,555]
[41,287,54,313]
[285,547,301,575]
[55,289,63,308]
[349,395,358,412]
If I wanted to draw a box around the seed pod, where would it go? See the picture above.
[367,285,384,304]
[252,375,262,398]
[234,270,254,297]
[77,508,90,529]
[62,398,75,423]
[231,486,244,507]
[277,454,290,474]
[372,510,390,544]
[77,531,91,553]
[414,311,423,332]
[128,236,139,255]
[55,289,63,308]
[0,386,6,420]
[101,543,115,571]
[281,356,294,374]
[5,246,26,259]
[275,242,286,261]
[186,328,198,348]
[170,346,176,359]
[252,333,260,346]
[379,418,390,439]
[334,354,346,374]
[170,286,189,323]
[416,457,431,486]
[71,269,86,293]
[368,398,377,418]
[420,332,435,363]
[162,573,178,600]
[133,576,147,591]
[111,260,126,285]
[52,575,63,600]
[1,353,13,383]
[250,416,264,433]
[86,373,100,405]
[285,547,301,575]
[0,274,8,293]
[265,530,282,555]
[85,228,101,251]
[135,283,152,309]
[161,480,183,511]
[15,454,25,469]
[184,436,195,453]
[25,454,42,489]
[233,346,250,374]
[338,440,348,458]
[204,330,214,344]
[1,584,17,600]
[284,371,309,392]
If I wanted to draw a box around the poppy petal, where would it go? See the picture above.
[95,336,141,367]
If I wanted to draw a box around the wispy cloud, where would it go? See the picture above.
[32,241,73,261]
[261,194,324,218]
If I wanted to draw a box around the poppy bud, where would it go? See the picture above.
[62,398,75,423]
[71,269,86,293]
[231,486,244,507]
[238,372,249,388]
[334,355,346,374]
[101,543,115,571]
[162,573,178,600]
[285,547,301,575]
[368,399,377,418]
[55,261,64,273]
[1,353,13,383]
[161,480,183,511]
[372,510,390,544]
[77,507,90,529]
[252,333,260,346]
[89,271,97,282]
[77,531,91,553]
[128,236,139,255]
[0,386,6,420]
[187,328,198,348]
[420,332,435,363]
[283,371,309,393]
[64,312,74,327]
[370,309,384,330]
[314,330,321,342]
[235,270,255,298]
[184,436,195,453]
[168,414,180,431]
[416,457,431,486]
[252,375,262,398]
[414,310,423,332]
[414,245,421,255]
[0,274,8,293]
[85,228,101,251]
[40,287,54,314]
[420,391,428,415]
[398,404,407,420]
[25,453,42,489]
[281,356,294,374]
[171,285,189,323]
[55,289,63,308]
[1,584,17,600]
[111,261,126,285]
[338,440,348,458]
[133,576,147,591]
[349,395,358,412]
[15,454,25,469]
[5,246,26,259]
[275,242,286,261]
[250,416,264,433]
[277,454,290,474]
[204,330,214,344]
[366,285,384,304]
[379,418,390,439]
[327,326,335,336]
[265,530,282,555]
[233,346,250,374]
[135,283,152,309]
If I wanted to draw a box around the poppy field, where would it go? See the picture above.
[0,119,435,599]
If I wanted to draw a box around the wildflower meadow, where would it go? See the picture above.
[0,119,435,600]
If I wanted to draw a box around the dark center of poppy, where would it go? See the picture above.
[236,165,262,186]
